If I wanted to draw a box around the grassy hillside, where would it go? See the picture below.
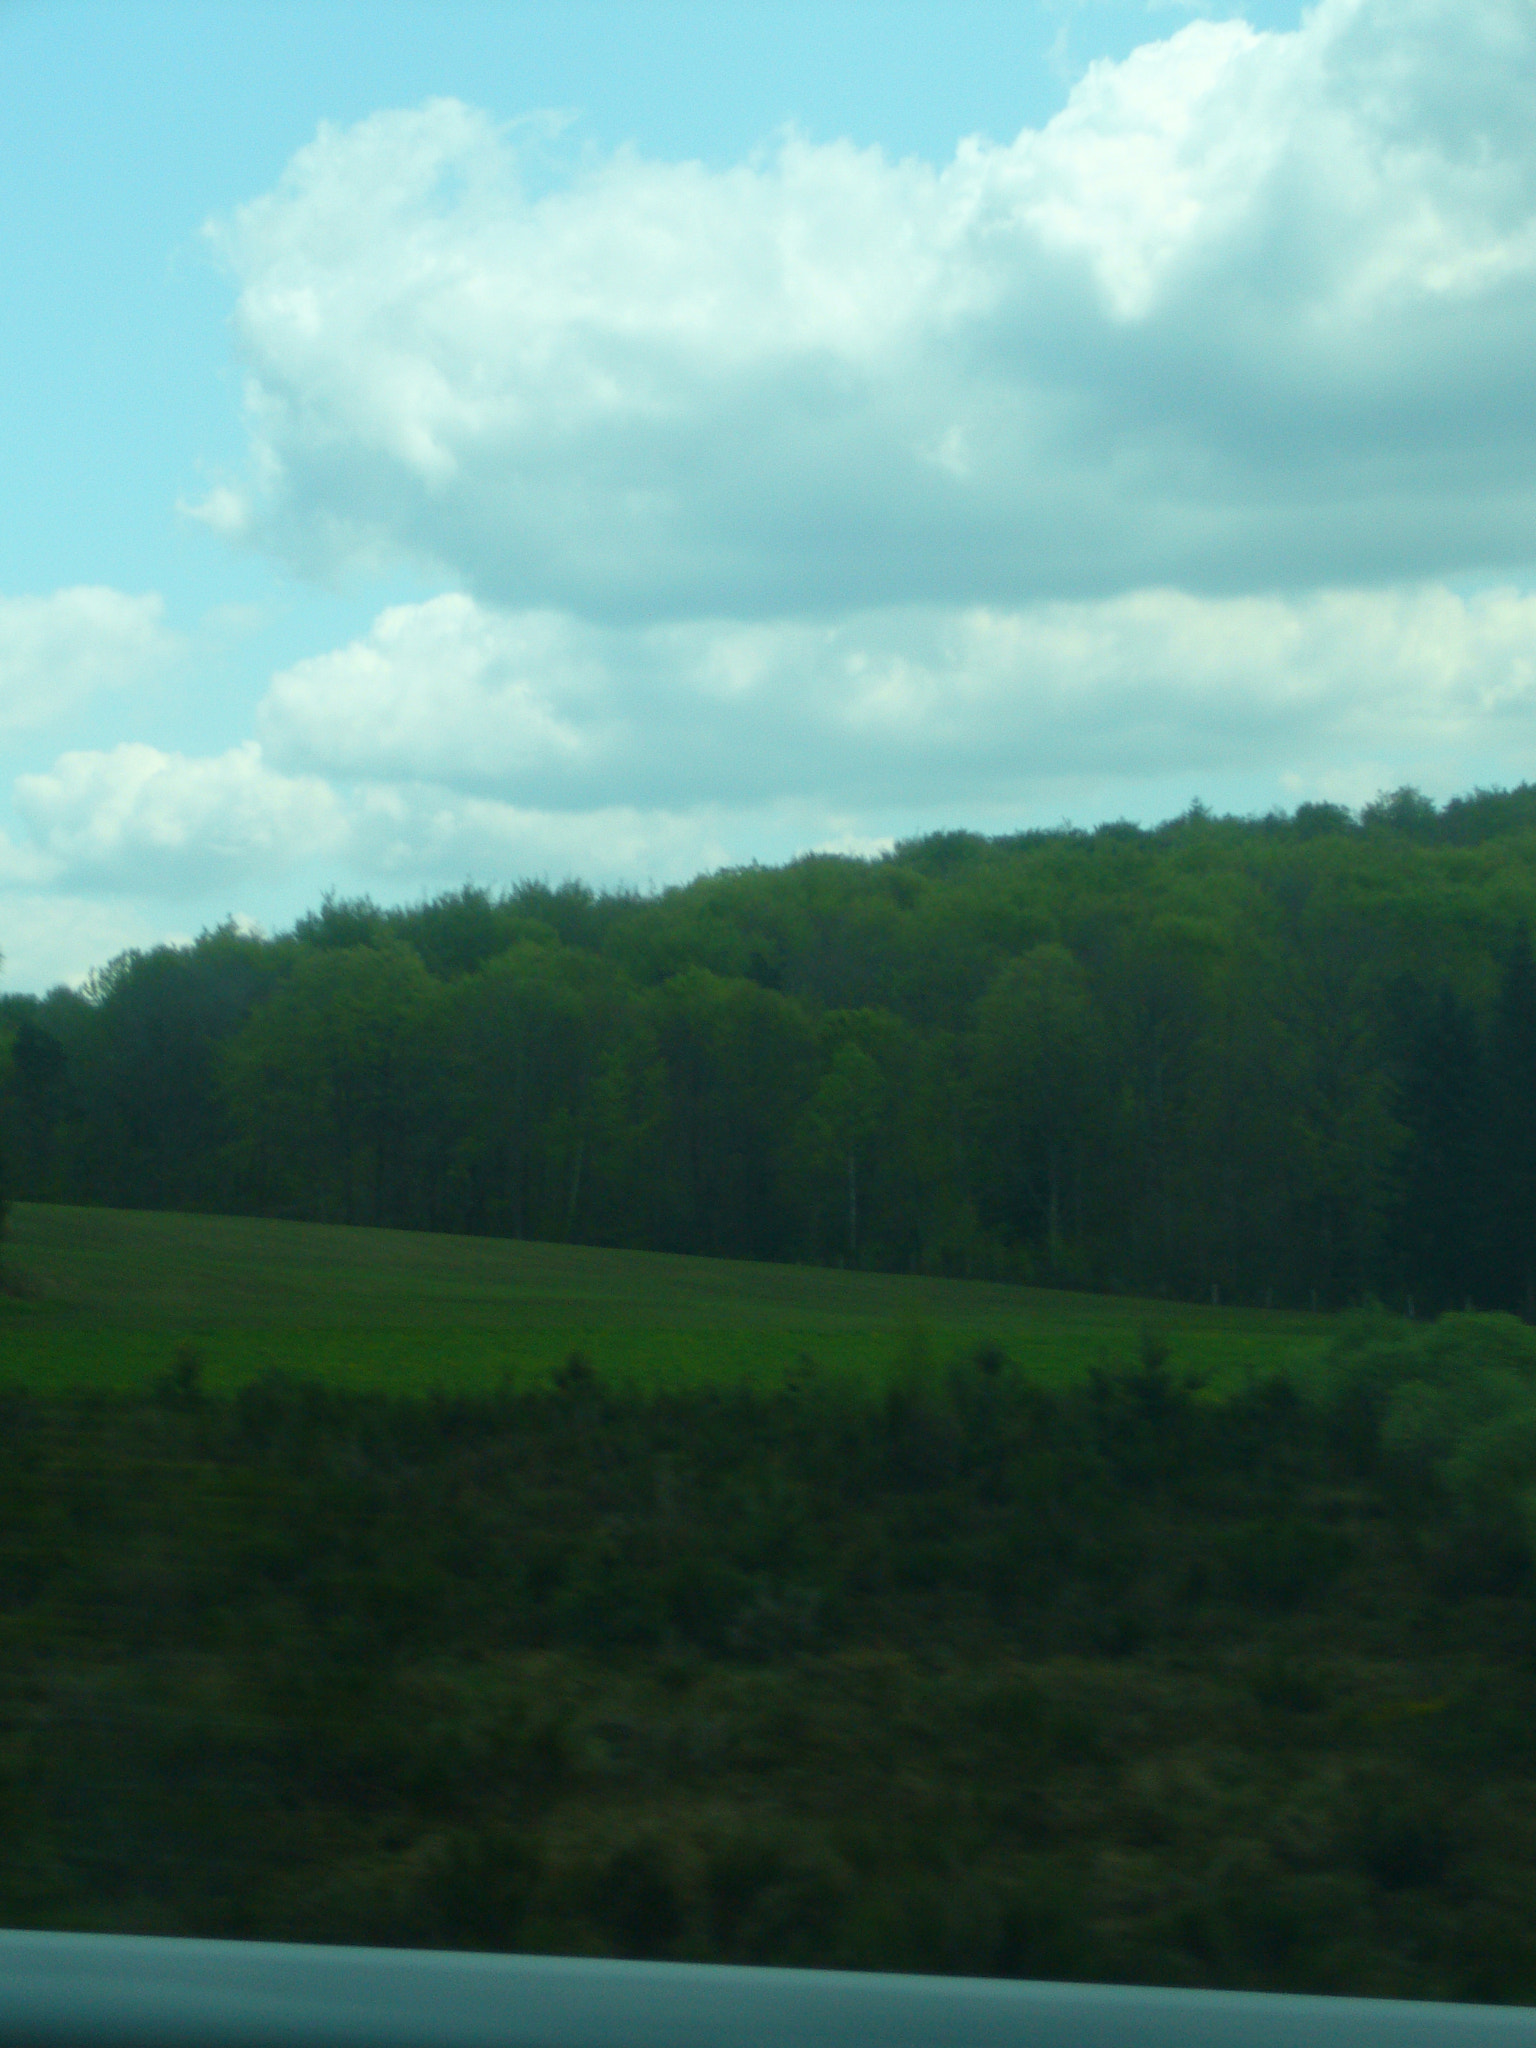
[0,1202,1326,1397]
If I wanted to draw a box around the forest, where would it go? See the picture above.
[7,782,1536,1313]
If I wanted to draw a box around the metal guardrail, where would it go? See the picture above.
[3,1933,1536,2048]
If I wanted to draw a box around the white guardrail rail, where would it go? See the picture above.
[3,1934,1536,2048]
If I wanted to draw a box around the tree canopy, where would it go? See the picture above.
[10,788,1536,1310]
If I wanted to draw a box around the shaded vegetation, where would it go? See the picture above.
[6,1316,1536,2000]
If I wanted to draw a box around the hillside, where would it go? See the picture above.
[0,1202,1319,1396]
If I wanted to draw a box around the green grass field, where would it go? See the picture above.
[0,1202,1331,1398]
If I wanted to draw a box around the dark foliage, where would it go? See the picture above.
[9,784,1536,1306]
[4,1333,1536,1999]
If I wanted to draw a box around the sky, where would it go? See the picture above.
[4,0,1536,993]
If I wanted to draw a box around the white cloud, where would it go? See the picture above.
[2,723,737,901]
[256,584,1536,813]
[0,588,181,732]
[13,741,347,890]
[202,0,1536,618]
[184,485,250,540]
[259,596,604,786]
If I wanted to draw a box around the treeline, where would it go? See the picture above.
[7,1316,1536,1995]
[9,783,1536,1310]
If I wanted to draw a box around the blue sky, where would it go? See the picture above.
[4,0,1534,990]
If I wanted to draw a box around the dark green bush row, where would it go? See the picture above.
[5,1320,1536,1999]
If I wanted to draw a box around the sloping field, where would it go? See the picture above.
[0,1202,1327,1396]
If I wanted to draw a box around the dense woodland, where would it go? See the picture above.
[8,1316,1536,1997]
[9,784,1536,1311]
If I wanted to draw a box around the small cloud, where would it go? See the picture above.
[201,601,268,638]
[180,484,250,538]
[13,740,347,892]
[809,826,899,860]
[0,588,181,732]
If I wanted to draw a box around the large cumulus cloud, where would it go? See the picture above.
[200,0,1536,617]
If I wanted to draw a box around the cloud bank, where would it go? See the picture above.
[256,584,1536,813]
[202,0,1536,614]
[8,580,1533,905]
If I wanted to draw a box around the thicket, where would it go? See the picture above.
[7,1316,1536,1997]
[8,784,1536,1309]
